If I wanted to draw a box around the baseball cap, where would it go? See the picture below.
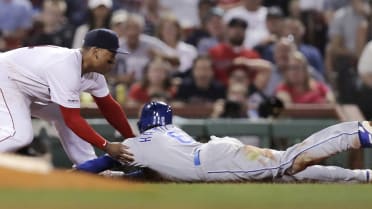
[203,7,224,22]
[110,10,128,26]
[227,17,248,29]
[267,6,284,19]
[83,28,129,54]
[88,0,113,9]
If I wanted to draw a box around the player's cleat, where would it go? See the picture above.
[366,170,371,183]
[99,170,125,178]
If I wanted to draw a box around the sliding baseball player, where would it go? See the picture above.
[77,101,372,183]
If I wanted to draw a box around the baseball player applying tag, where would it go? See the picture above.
[0,29,135,163]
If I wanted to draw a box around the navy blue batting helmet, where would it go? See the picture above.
[137,101,173,133]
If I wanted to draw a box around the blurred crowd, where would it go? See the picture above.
[2,0,372,119]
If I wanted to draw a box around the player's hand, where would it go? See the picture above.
[103,142,134,163]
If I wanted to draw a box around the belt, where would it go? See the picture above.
[194,149,201,166]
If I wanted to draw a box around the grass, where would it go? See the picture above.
[0,183,370,209]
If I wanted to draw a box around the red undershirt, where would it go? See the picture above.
[59,94,135,149]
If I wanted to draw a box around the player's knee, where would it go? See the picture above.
[0,129,33,152]
[12,130,34,148]
[287,152,313,175]
[0,128,16,142]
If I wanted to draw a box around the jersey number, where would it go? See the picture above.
[167,131,194,144]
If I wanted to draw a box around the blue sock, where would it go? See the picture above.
[76,155,120,173]
[358,122,372,148]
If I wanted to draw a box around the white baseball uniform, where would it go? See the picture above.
[30,102,97,165]
[0,46,108,161]
[122,122,371,182]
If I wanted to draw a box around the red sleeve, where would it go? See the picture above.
[318,82,330,96]
[242,49,261,59]
[93,94,135,138]
[60,106,107,149]
[208,44,222,60]
[275,83,288,94]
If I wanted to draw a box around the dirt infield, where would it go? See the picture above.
[0,167,138,190]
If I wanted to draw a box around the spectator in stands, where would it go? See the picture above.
[197,0,218,27]
[175,55,226,104]
[229,59,278,118]
[275,51,335,105]
[264,38,325,97]
[211,83,249,118]
[329,0,370,63]
[223,0,268,48]
[103,9,128,92]
[356,41,372,120]
[157,15,198,75]
[140,0,170,36]
[64,0,89,27]
[296,2,328,56]
[231,57,272,92]
[186,0,219,46]
[281,18,325,76]
[0,0,33,50]
[72,0,113,48]
[263,37,295,96]
[288,0,301,19]
[228,66,250,90]
[111,0,142,13]
[263,0,289,16]
[160,0,201,30]
[209,17,262,86]
[225,66,261,118]
[254,6,284,57]
[127,57,175,105]
[25,0,75,48]
[111,13,178,86]
[323,0,349,24]
[297,0,325,12]
[109,9,128,43]
[30,0,44,12]
[218,0,241,10]
[259,18,325,76]
[325,0,369,103]
[188,7,225,55]
[263,6,284,44]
